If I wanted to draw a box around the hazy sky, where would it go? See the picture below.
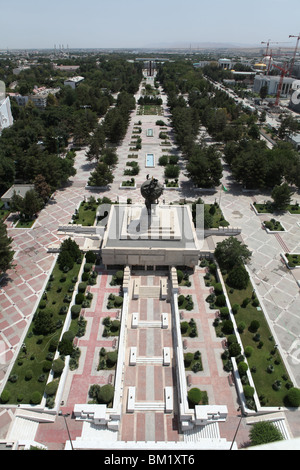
[1,0,300,49]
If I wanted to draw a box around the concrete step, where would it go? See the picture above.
[184,422,220,442]
[134,402,165,411]
[139,286,160,298]
[136,356,163,364]
[138,321,162,328]
[7,417,39,441]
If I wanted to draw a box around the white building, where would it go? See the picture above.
[218,58,233,70]
[64,76,85,89]
[253,74,295,97]
[0,97,14,135]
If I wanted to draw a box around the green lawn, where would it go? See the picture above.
[2,258,83,405]
[15,218,36,229]
[285,253,300,268]
[74,201,97,226]
[224,275,292,407]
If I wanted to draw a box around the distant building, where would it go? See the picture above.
[52,64,80,72]
[1,184,35,209]
[0,97,14,135]
[64,76,85,89]
[218,58,233,70]
[253,74,294,97]
[287,133,300,150]
[29,87,60,108]
[8,93,29,106]
[12,66,31,75]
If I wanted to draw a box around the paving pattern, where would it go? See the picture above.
[1,73,300,448]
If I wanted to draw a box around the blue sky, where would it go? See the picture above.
[1,0,300,49]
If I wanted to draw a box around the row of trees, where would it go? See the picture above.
[0,57,142,196]
[224,140,300,189]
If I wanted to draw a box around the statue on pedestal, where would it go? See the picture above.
[141,177,164,216]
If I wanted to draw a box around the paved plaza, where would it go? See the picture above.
[1,74,300,448]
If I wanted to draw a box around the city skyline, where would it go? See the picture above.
[1,0,299,50]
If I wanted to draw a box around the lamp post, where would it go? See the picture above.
[59,411,74,450]
[230,407,243,450]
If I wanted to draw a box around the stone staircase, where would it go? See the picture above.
[138,320,162,328]
[136,356,163,364]
[184,422,221,442]
[134,401,165,411]
[138,286,160,298]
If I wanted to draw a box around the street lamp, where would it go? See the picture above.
[230,407,243,450]
[59,411,74,450]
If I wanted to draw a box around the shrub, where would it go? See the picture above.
[184,353,194,368]
[25,370,33,381]
[178,294,185,306]
[78,282,86,293]
[229,342,242,357]
[75,293,85,305]
[244,346,253,357]
[215,294,226,307]
[249,320,260,333]
[52,358,65,376]
[232,304,240,314]
[0,390,10,403]
[106,351,118,368]
[226,265,249,290]
[222,320,234,335]
[219,307,229,319]
[97,384,114,404]
[243,385,254,399]
[214,283,223,295]
[177,269,184,283]
[33,309,56,336]
[115,270,124,284]
[30,391,42,405]
[84,263,92,273]
[284,388,300,407]
[85,251,97,264]
[180,322,189,334]
[45,380,59,397]
[115,296,123,307]
[238,322,246,333]
[249,421,284,446]
[238,362,248,376]
[110,320,120,333]
[71,304,81,319]
[227,334,237,346]
[188,388,202,407]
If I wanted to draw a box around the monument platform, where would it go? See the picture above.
[101,204,200,269]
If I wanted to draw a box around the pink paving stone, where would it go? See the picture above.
[137,366,146,401]
[153,329,162,356]
[124,366,137,387]
[154,366,164,401]
[138,329,147,356]
[136,413,146,441]
[121,414,136,442]
[155,413,165,441]
[9,335,21,347]
[0,321,9,330]
[166,415,180,441]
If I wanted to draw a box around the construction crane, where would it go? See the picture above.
[261,40,291,74]
[272,63,290,106]
[288,33,300,76]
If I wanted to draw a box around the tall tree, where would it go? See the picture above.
[214,236,252,270]
[0,218,14,273]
